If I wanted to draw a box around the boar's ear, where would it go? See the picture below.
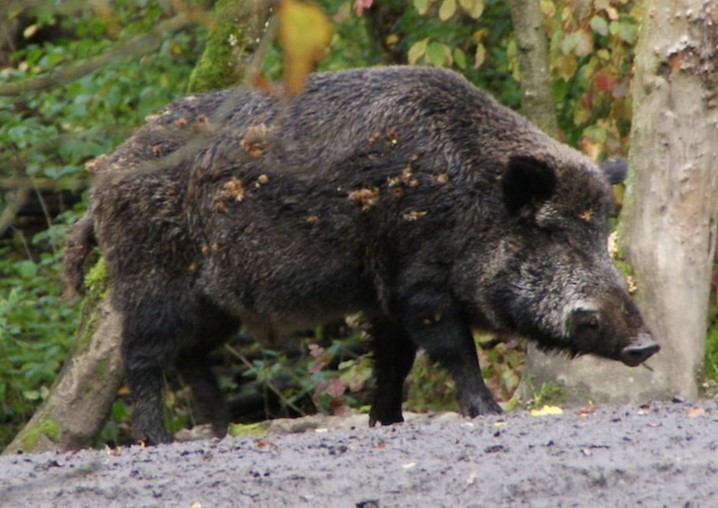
[599,157,628,185]
[502,156,557,216]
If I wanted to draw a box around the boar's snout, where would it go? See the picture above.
[620,333,660,367]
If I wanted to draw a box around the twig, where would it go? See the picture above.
[0,15,193,97]
[0,188,31,237]
[224,342,307,417]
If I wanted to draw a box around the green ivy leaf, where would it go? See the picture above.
[590,15,609,36]
[16,260,38,279]
[453,48,467,69]
[426,41,450,67]
[407,38,429,65]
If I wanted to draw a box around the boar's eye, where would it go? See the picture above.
[554,230,582,249]
[569,308,601,338]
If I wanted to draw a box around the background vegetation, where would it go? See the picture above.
[1,0,716,449]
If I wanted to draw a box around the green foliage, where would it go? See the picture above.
[405,351,458,413]
[0,0,204,450]
[0,1,204,189]
[476,333,524,403]
[702,260,718,391]
[394,0,521,107]
[542,0,638,155]
[240,333,371,418]
[522,378,565,409]
[0,229,76,447]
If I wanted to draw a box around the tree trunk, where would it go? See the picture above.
[619,0,718,399]
[3,262,124,454]
[507,0,558,137]
[3,1,266,454]
[187,0,267,93]
[523,0,718,404]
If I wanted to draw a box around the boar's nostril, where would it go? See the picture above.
[620,335,660,367]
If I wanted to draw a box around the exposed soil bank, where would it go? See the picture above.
[1,400,717,507]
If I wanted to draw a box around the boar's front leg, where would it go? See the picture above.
[369,317,418,426]
[396,296,503,417]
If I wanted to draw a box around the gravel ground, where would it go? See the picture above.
[1,399,717,508]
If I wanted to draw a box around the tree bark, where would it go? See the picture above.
[187,0,267,92]
[620,0,718,399]
[507,0,558,137]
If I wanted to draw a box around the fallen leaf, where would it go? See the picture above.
[254,439,277,449]
[686,406,706,418]
[466,471,477,485]
[104,444,121,456]
[402,462,416,469]
[530,405,564,416]
[576,404,598,418]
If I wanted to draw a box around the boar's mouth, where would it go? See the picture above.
[528,330,660,367]
[619,334,660,366]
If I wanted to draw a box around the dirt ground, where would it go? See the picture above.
[1,399,717,508]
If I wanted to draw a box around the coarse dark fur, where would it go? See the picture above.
[65,66,659,444]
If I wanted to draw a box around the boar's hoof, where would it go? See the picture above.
[620,334,660,367]
[462,396,504,417]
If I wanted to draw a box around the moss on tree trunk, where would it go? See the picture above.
[187,0,267,93]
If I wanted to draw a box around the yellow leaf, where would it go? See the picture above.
[408,38,429,65]
[554,54,578,81]
[458,0,484,18]
[276,0,333,95]
[385,34,399,46]
[414,0,432,15]
[22,24,38,39]
[539,0,555,17]
[686,407,706,418]
[439,0,457,21]
[473,42,486,69]
[530,405,564,416]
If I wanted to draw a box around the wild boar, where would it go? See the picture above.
[65,66,659,444]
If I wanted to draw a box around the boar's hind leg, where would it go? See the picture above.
[176,351,228,439]
[121,322,175,445]
[175,307,239,439]
[122,343,174,445]
[399,302,503,417]
[369,317,418,426]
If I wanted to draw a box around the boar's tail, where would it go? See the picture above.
[63,212,96,298]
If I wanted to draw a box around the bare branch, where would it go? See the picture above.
[0,15,193,97]
[0,188,31,236]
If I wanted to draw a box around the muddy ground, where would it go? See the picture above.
[1,399,716,507]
